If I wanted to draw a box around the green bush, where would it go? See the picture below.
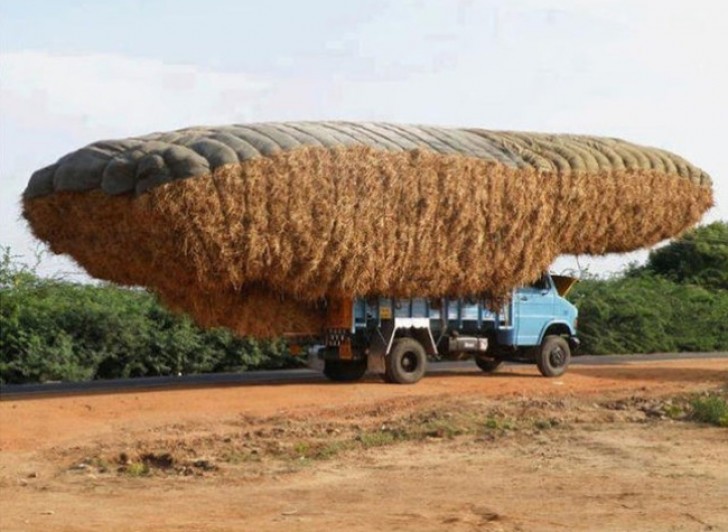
[0,248,300,384]
[640,221,728,291]
[570,275,728,355]
[690,396,728,427]
[569,221,728,355]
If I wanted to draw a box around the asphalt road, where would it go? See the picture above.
[1,352,726,400]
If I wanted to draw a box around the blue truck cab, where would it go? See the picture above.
[312,273,580,384]
[497,273,579,353]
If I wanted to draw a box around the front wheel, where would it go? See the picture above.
[536,335,571,377]
[323,359,367,382]
[384,338,428,384]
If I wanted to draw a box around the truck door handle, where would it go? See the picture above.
[519,296,528,301]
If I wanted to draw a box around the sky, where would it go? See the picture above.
[1,0,726,280]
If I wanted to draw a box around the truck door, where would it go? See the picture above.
[514,274,555,346]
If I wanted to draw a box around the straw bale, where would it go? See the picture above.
[22,122,713,337]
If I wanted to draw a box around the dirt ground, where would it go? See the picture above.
[1,358,727,531]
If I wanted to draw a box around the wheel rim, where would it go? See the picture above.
[401,352,419,373]
[549,346,566,367]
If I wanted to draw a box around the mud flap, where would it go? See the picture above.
[367,353,385,374]
[367,321,393,374]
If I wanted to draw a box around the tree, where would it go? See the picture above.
[570,275,728,354]
[643,221,728,291]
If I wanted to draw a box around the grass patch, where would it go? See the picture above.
[87,392,728,481]
[293,442,310,456]
[664,404,686,420]
[287,440,355,461]
[421,419,465,439]
[357,431,400,448]
[483,417,516,431]
[223,450,261,464]
[314,441,352,460]
[124,462,149,477]
[689,396,728,427]
[532,418,559,430]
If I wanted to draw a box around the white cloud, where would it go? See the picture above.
[0,51,268,148]
[0,51,269,277]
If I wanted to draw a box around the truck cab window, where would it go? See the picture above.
[528,274,550,291]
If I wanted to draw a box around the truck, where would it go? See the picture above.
[299,273,580,385]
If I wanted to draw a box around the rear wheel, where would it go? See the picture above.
[536,335,571,377]
[474,357,502,373]
[385,338,428,384]
[323,359,367,382]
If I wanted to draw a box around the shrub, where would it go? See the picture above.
[0,247,300,384]
[570,275,728,355]
[690,396,728,427]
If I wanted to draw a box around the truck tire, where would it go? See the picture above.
[474,357,503,373]
[323,359,367,382]
[536,335,571,377]
[385,338,428,384]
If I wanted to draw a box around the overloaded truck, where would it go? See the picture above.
[299,273,580,384]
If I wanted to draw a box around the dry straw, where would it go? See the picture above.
[23,123,713,337]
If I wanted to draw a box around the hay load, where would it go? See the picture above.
[23,122,713,337]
